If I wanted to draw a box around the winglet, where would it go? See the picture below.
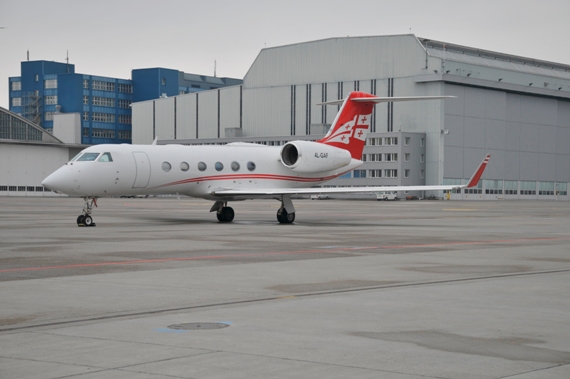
[465,154,491,188]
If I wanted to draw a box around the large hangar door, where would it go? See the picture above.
[132,152,151,188]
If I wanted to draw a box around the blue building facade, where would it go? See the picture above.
[9,61,242,144]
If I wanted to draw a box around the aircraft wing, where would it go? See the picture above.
[211,184,460,197]
[211,154,490,197]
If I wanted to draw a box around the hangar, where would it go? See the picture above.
[132,34,570,200]
[0,106,80,196]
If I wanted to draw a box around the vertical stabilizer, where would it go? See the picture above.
[317,92,377,159]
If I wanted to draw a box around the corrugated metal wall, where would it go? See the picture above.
[197,90,218,139]
[219,86,241,133]
[242,86,290,137]
[176,93,197,139]
[154,99,175,140]
[444,84,570,182]
[132,101,154,144]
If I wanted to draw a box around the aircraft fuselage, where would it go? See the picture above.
[43,143,362,200]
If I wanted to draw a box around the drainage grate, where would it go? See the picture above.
[167,322,229,331]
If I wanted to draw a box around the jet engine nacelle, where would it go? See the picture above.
[280,140,352,173]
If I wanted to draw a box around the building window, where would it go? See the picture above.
[118,130,131,139]
[45,96,58,105]
[353,170,366,178]
[118,83,132,93]
[118,115,131,124]
[420,170,425,179]
[404,153,410,162]
[420,154,425,163]
[162,78,166,86]
[44,79,57,89]
[384,169,398,178]
[367,137,382,146]
[404,137,410,146]
[556,182,568,196]
[83,128,90,137]
[92,80,115,91]
[83,96,89,105]
[83,112,89,121]
[504,180,518,195]
[92,113,115,123]
[520,181,536,195]
[12,97,21,107]
[420,138,425,147]
[118,99,132,109]
[92,96,115,107]
[91,129,115,138]
[385,153,397,162]
[404,169,410,178]
[485,180,503,195]
[369,169,382,178]
[384,137,398,145]
[83,79,89,89]
[538,182,554,196]
[368,153,382,162]
[45,112,54,121]
[11,81,21,91]
[35,74,39,82]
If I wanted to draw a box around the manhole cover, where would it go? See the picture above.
[167,323,229,330]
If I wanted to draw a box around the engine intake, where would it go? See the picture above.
[280,141,352,173]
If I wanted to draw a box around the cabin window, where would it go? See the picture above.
[231,161,240,171]
[198,162,207,171]
[77,153,100,162]
[162,162,171,172]
[215,162,224,171]
[98,152,113,162]
[180,162,189,171]
[247,161,256,171]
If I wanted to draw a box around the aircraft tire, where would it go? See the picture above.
[277,209,295,224]
[217,207,234,223]
[77,215,85,226]
[83,215,93,226]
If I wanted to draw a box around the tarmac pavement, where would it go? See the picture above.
[1,196,569,378]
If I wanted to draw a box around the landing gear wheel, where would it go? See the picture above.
[83,215,94,226]
[217,207,235,223]
[277,208,295,224]
[77,215,85,226]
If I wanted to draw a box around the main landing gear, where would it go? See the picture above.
[210,196,296,224]
[211,201,235,223]
[77,197,97,227]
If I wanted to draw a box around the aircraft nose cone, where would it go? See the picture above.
[42,172,60,193]
[42,166,75,194]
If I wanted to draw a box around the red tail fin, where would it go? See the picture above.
[317,92,376,160]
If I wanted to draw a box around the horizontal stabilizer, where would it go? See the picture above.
[318,95,455,106]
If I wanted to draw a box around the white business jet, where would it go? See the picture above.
[42,91,490,226]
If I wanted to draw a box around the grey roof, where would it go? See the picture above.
[0,106,64,144]
[419,37,570,80]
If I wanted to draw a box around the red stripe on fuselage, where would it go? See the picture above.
[151,172,344,189]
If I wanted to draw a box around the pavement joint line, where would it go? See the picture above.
[1,267,568,334]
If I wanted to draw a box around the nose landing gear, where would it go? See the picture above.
[77,197,97,227]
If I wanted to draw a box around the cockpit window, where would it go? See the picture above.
[77,153,100,162]
[98,152,113,162]
[69,152,83,162]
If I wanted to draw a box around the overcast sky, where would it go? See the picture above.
[1,0,569,109]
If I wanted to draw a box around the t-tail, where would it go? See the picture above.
[318,91,455,160]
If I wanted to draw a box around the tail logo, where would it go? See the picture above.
[320,114,371,145]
